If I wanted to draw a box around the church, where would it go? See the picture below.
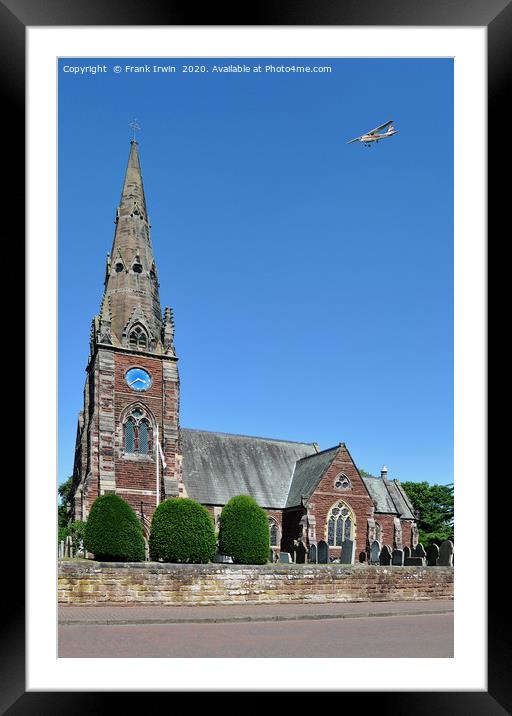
[69,138,419,563]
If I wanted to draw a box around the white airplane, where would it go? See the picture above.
[347,120,398,147]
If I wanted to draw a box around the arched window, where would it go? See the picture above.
[123,408,153,457]
[269,518,279,547]
[124,418,135,453]
[139,420,149,454]
[334,473,351,490]
[129,325,148,350]
[327,501,355,546]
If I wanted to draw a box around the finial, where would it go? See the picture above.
[129,118,141,142]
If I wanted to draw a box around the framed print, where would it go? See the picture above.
[5,0,500,709]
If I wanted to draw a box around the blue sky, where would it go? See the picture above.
[58,57,453,486]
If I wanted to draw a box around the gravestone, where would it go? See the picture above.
[317,540,329,564]
[370,540,381,565]
[340,539,355,565]
[214,552,234,564]
[295,541,307,564]
[404,557,425,566]
[392,548,404,566]
[269,549,274,563]
[309,544,318,564]
[403,546,411,560]
[438,540,454,566]
[359,551,367,563]
[426,543,440,566]
[279,552,292,564]
[379,545,392,566]
[414,543,426,560]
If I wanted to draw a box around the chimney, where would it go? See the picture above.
[380,465,388,480]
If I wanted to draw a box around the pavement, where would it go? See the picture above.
[59,598,454,625]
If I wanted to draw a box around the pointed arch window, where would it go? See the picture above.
[334,473,351,490]
[123,408,153,456]
[268,518,279,547]
[327,501,355,546]
[129,325,148,350]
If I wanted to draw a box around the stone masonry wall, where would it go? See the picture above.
[58,562,453,606]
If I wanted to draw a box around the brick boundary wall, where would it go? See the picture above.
[58,562,454,606]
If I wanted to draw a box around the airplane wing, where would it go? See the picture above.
[346,135,362,144]
[367,120,393,135]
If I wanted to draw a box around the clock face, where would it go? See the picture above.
[125,367,152,392]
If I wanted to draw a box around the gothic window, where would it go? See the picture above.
[123,408,153,457]
[115,262,124,273]
[129,325,148,350]
[139,420,149,454]
[124,418,135,453]
[327,501,355,546]
[132,262,143,274]
[334,473,351,490]
[269,518,279,547]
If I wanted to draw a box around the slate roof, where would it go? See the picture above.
[362,476,416,518]
[180,428,416,517]
[285,447,339,508]
[181,428,318,509]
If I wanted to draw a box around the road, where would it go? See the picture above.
[58,600,453,658]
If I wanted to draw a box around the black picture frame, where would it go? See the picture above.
[6,0,498,710]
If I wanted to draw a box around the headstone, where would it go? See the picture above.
[214,552,233,564]
[295,541,306,564]
[414,543,426,560]
[317,540,329,564]
[438,540,454,566]
[379,545,392,566]
[309,544,317,564]
[370,540,381,565]
[403,546,411,560]
[340,539,355,565]
[269,549,274,563]
[426,543,440,566]
[359,551,367,563]
[404,557,425,566]
[279,552,292,564]
[392,548,404,566]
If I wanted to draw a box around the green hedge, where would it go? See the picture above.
[149,498,216,563]
[218,495,270,564]
[84,494,145,562]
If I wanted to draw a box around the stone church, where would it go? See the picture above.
[70,139,418,563]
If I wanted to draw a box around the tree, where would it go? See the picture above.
[218,495,270,565]
[58,476,74,531]
[358,469,377,479]
[400,481,454,547]
[84,494,145,562]
[149,498,216,563]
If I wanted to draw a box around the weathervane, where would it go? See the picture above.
[129,119,141,141]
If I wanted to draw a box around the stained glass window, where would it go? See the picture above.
[125,419,135,453]
[139,420,149,454]
[269,519,278,547]
[328,518,335,546]
[327,501,354,546]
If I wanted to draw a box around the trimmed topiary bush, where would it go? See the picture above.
[218,495,270,565]
[149,498,216,563]
[84,494,145,562]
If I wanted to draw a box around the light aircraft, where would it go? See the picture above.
[347,120,398,147]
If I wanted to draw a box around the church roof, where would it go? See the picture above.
[362,476,415,518]
[285,447,339,508]
[181,428,318,508]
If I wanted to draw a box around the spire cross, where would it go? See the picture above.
[129,119,141,141]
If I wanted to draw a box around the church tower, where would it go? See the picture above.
[71,138,183,529]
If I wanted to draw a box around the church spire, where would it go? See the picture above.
[93,138,171,355]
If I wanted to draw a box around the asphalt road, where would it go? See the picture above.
[59,605,453,658]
